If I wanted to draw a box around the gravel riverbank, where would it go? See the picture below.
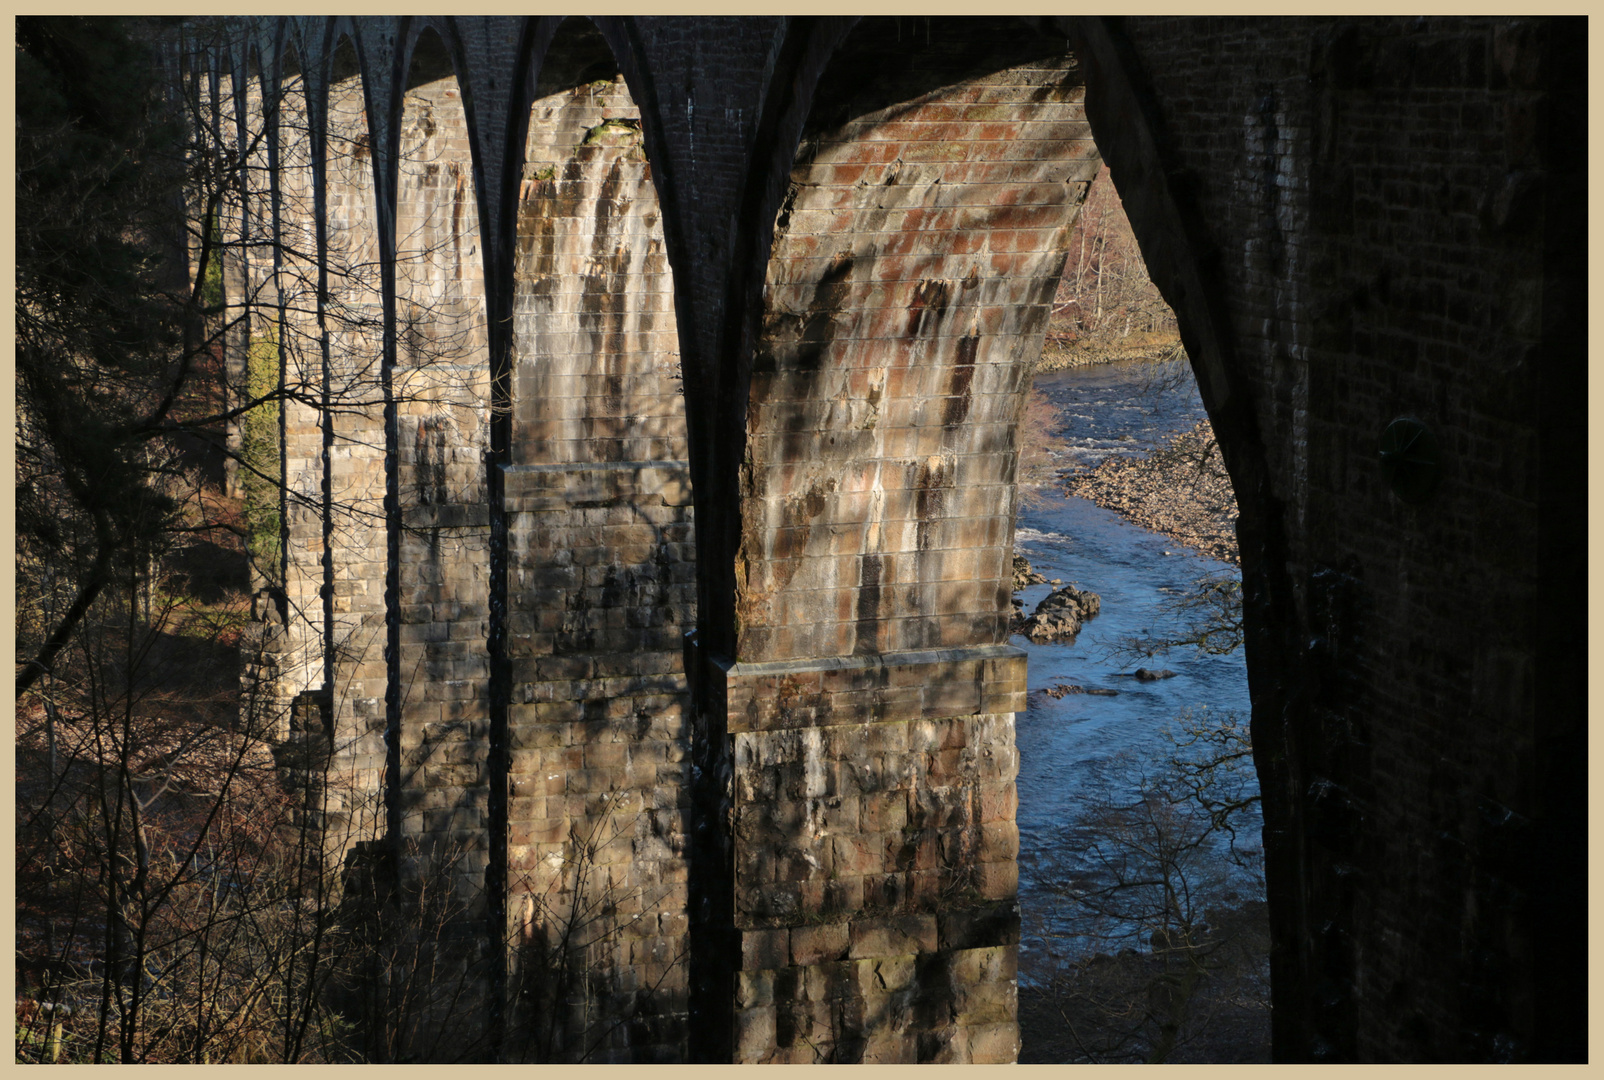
[1064,418,1239,566]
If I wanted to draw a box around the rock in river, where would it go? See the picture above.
[1020,583,1102,644]
[1132,667,1178,681]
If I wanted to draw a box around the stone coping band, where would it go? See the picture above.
[711,643,1027,733]
[500,460,692,510]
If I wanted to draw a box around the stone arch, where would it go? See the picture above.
[264,35,318,631]
[241,28,328,742]
[222,25,340,769]
[219,28,298,762]
[495,15,695,1063]
[199,16,1584,1063]
[207,35,253,507]
[742,23,1099,661]
[705,16,1107,1064]
[389,20,494,876]
[257,28,359,862]
[308,29,393,876]
[366,25,501,1056]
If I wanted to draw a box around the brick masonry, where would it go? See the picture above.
[217,14,1584,1064]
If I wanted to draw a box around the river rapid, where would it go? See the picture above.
[1011,360,1259,985]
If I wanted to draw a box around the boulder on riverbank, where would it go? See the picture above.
[1013,553,1048,590]
[1021,583,1102,644]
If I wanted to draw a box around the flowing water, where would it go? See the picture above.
[1011,359,1258,984]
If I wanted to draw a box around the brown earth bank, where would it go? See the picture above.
[1065,418,1239,566]
[1018,900,1272,1063]
[1035,333,1184,372]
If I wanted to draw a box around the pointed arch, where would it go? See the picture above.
[234,32,306,709]
[304,30,393,873]
[266,29,335,752]
[495,14,695,1062]
[347,24,503,1059]
[390,19,495,858]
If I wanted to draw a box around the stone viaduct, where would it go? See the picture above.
[206,15,1585,1063]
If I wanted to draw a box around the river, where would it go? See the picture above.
[1011,359,1259,985]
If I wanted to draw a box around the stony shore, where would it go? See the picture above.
[1064,418,1240,566]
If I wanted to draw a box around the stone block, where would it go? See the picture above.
[741,927,790,971]
[831,834,880,877]
[790,922,850,966]
[860,1031,919,1065]
[915,1022,966,1064]
[890,828,941,873]
[938,901,1020,951]
[862,872,908,912]
[737,969,774,1008]
[965,1021,1019,1064]
[800,959,861,1004]
[980,820,1018,862]
[976,860,1018,901]
[905,869,949,907]
[734,1006,776,1062]
[822,874,865,916]
[849,913,938,959]
[858,952,917,993]
[947,944,1015,988]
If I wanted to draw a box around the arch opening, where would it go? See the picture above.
[500,17,695,1064]
[368,24,501,1057]
[255,36,345,811]
[309,35,392,879]
[1010,155,1263,1062]
[716,15,1260,1065]
[725,17,1101,1064]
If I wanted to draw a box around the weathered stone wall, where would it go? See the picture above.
[223,14,1584,1064]
[228,66,317,748]
[318,69,391,869]
[502,66,694,1063]
[273,69,327,733]
[390,72,495,1035]
[262,62,358,865]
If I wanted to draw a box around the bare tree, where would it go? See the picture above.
[14,17,496,1063]
[1029,710,1267,1063]
[1043,163,1181,369]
